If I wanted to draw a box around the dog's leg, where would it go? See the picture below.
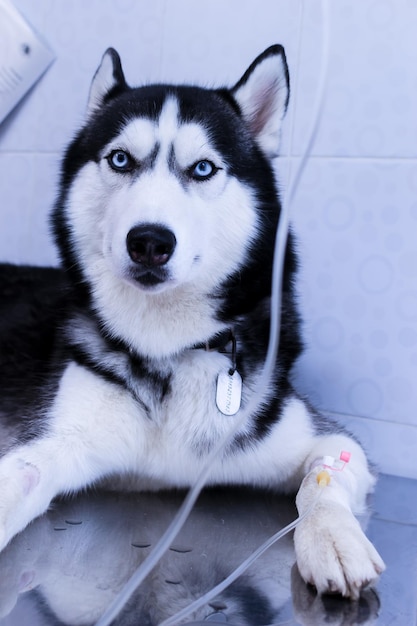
[0,363,144,552]
[293,433,385,598]
[0,430,131,552]
[0,448,55,551]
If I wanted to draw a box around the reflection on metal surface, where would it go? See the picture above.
[0,485,386,625]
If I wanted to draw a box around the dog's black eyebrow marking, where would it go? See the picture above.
[166,142,205,189]
[151,142,160,167]
[143,142,160,171]
[128,142,160,183]
[167,143,175,171]
[164,143,187,189]
[165,142,190,187]
[117,142,161,183]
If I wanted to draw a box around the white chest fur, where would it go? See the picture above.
[45,356,315,494]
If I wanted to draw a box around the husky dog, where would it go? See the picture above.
[0,45,384,598]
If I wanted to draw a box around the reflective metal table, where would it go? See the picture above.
[0,473,415,625]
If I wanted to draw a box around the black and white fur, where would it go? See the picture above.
[0,45,384,598]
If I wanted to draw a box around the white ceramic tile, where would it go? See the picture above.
[291,0,417,158]
[328,412,417,481]
[291,157,417,427]
[0,152,59,265]
[159,0,301,83]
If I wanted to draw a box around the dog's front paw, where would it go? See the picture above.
[0,457,42,552]
[293,501,385,598]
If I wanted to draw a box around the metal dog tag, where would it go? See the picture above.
[216,369,242,416]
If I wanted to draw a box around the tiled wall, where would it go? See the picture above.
[1,0,416,479]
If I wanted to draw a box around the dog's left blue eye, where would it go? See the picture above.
[190,160,217,180]
[108,150,133,172]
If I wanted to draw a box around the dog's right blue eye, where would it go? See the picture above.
[190,160,217,180]
[108,150,133,172]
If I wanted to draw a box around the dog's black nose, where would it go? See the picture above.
[126,225,176,267]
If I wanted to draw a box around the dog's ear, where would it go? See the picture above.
[86,48,127,117]
[232,45,289,158]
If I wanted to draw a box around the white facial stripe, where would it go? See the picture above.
[156,97,180,148]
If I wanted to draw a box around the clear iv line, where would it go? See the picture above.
[95,1,330,624]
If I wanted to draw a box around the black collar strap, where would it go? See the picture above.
[193,329,237,375]
[192,329,233,352]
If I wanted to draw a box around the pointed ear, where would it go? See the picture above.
[231,45,289,158]
[86,48,127,118]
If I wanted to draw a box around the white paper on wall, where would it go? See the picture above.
[0,0,55,124]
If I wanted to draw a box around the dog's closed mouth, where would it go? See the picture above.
[130,268,169,288]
